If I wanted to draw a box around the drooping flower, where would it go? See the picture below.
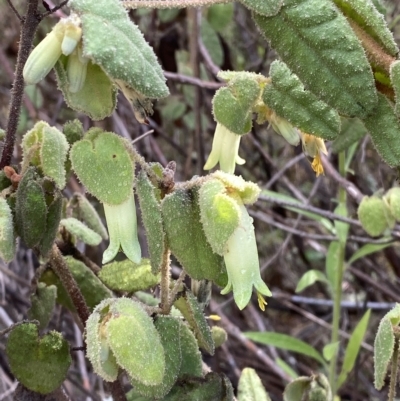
[199,171,271,310]
[265,109,300,146]
[102,191,141,265]
[23,14,85,92]
[300,132,328,177]
[204,123,245,174]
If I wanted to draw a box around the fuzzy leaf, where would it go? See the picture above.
[358,195,393,237]
[263,61,340,140]
[178,321,203,378]
[0,197,16,262]
[254,0,377,118]
[237,0,283,16]
[333,0,398,56]
[390,61,400,118]
[162,187,227,287]
[6,324,71,394]
[99,259,160,293]
[213,75,261,135]
[136,171,165,273]
[55,57,117,120]
[131,316,182,398]
[27,283,57,331]
[60,217,102,246]
[363,94,400,167]
[70,130,134,205]
[331,117,367,153]
[238,368,271,401]
[70,0,168,99]
[174,288,214,355]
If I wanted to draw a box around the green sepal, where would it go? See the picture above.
[178,321,203,379]
[15,167,47,248]
[198,178,240,255]
[237,0,283,17]
[363,93,400,167]
[38,189,63,257]
[390,61,400,118]
[70,0,169,99]
[162,187,228,287]
[103,298,165,385]
[213,74,261,135]
[22,121,69,189]
[70,130,134,205]
[60,217,102,246]
[40,256,113,311]
[164,372,234,401]
[173,288,215,355]
[331,117,367,153]
[131,316,182,398]
[136,170,165,273]
[6,323,71,394]
[384,187,400,221]
[99,259,160,293]
[63,119,84,145]
[0,197,16,262]
[358,195,394,237]
[374,303,400,390]
[55,57,117,120]
[70,193,108,240]
[253,0,377,118]
[238,368,271,401]
[263,60,340,140]
[284,374,332,401]
[85,301,120,381]
[333,0,398,56]
[27,283,57,331]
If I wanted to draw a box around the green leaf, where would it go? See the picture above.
[6,323,71,394]
[322,341,340,362]
[331,117,367,153]
[253,0,377,118]
[275,358,298,379]
[295,270,329,293]
[162,187,228,287]
[363,93,400,167]
[333,0,398,56]
[207,3,234,32]
[15,168,47,248]
[70,0,168,99]
[70,130,134,205]
[99,259,160,293]
[334,203,349,244]
[27,283,57,331]
[238,0,283,16]
[390,60,400,118]
[348,242,393,264]
[213,73,261,135]
[338,309,371,388]
[130,316,182,398]
[174,288,215,355]
[60,217,102,246]
[201,19,223,67]
[178,321,203,378]
[374,304,400,389]
[237,368,271,401]
[136,170,165,274]
[283,377,312,401]
[0,197,16,262]
[245,332,326,366]
[55,58,117,120]
[263,60,340,140]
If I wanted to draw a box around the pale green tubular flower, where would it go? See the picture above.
[204,123,245,174]
[220,199,271,310]
[102,191,141,265]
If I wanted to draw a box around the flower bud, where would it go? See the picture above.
[67,45,88,93]
[61,22,82,56]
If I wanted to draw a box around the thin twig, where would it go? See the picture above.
[164,71,222,90]
[6,0,23,21]
[41,0,69,18]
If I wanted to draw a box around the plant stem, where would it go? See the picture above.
[160,247,171,314]
[0,0,41,169]
[389,335,400,401]
[328,151,347,396]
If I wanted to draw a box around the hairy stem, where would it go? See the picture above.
[1,0,41,169]
[328,151,347,396]
[160,247,171,314]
